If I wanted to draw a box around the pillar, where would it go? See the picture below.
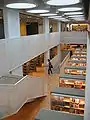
[57,21,61,62]
[43,17,50,74]
[3,8,20,39]
[84,32,90,120]
[57,21,61,32]
[3,8,23,76]
[43,17,49,33]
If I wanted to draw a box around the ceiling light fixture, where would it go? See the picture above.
[64,12,83,15]
[27,9,49,13]
[6,3,36,9]
[40,13,57,16]
[58,7,82,12]
[73,18,85,21]
[48,16,62,18]
[68,15,84,17]
[46,0,79,6]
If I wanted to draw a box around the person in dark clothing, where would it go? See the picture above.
[48,59,53,75]
[70,50,72,57]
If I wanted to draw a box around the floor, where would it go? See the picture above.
[3,74,59,120]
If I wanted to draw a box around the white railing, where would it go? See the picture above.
[60,52,70,75]
[0,75,47,119]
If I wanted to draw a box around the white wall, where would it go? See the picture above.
[0,32,60,76]
[60,32,87,44]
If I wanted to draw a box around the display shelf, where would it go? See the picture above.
[35,109,83,120]
[72,54,86,57]
[73,52,87,55]
[60,74,86,80]
[51,88,85,116]
[59,74,85,90]
[64,66,86,76]
[67,60,86,67]
[71,57,86,61]
[71,56,86,58]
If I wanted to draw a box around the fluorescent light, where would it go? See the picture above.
[40,13,57,16]
[68,15,84,18]
[64,12,83,15]
[58,7,82,12]
[73,17,85,20]
[46,0,79,6]
[48,16,62,18]
[6,3,36,9]
[53,17,69,22]
[27,10,49,13]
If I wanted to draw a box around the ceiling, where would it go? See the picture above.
[0,0,89,22]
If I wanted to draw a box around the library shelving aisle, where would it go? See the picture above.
[64,66,86,76]
[71,56,86,61]
[67,60,86,67]
[51,87,85,116]
[59,74,85,90]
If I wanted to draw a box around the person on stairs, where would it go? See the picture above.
[48,59,53,75]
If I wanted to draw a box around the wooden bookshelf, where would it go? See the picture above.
[51,88,85,116]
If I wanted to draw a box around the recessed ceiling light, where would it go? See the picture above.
[27,9,49,13]
[46,0,79,6]
[58,7,82,12]
[64,12,83,15]
[40,13,57,16]
[6,3,36,9]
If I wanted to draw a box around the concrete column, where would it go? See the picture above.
[3,8,20,39]
[43,17,50,74]
[84,32,90,120]
[3,8,23,76]
[57,21,61,62]
[57,21,61,32]
[43,17,49,33]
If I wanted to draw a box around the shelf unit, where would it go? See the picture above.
[67,60,86,67]
[50,46,57,60]
[51,88,85,116]
[71,56,86,59]
[59,75,85,90]
[35,109,83,120]
[72,54,86,57]
[71,57,86,61]
[36,54,44,67]
[64,66,86,76]
[23,58,37,76]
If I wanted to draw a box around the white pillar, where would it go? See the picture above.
[84,32,90,120]
[57,21,61,32]
[3,8,20,39]
[57,21,61,62]
[43,17,50,74]
[43,17,49,33]
[3,8,23,76]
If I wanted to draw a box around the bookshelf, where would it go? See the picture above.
[64,66,86,76]
[51,88,85,116]
[59,75,85,90]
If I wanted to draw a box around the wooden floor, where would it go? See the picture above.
[3,74,59,120]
